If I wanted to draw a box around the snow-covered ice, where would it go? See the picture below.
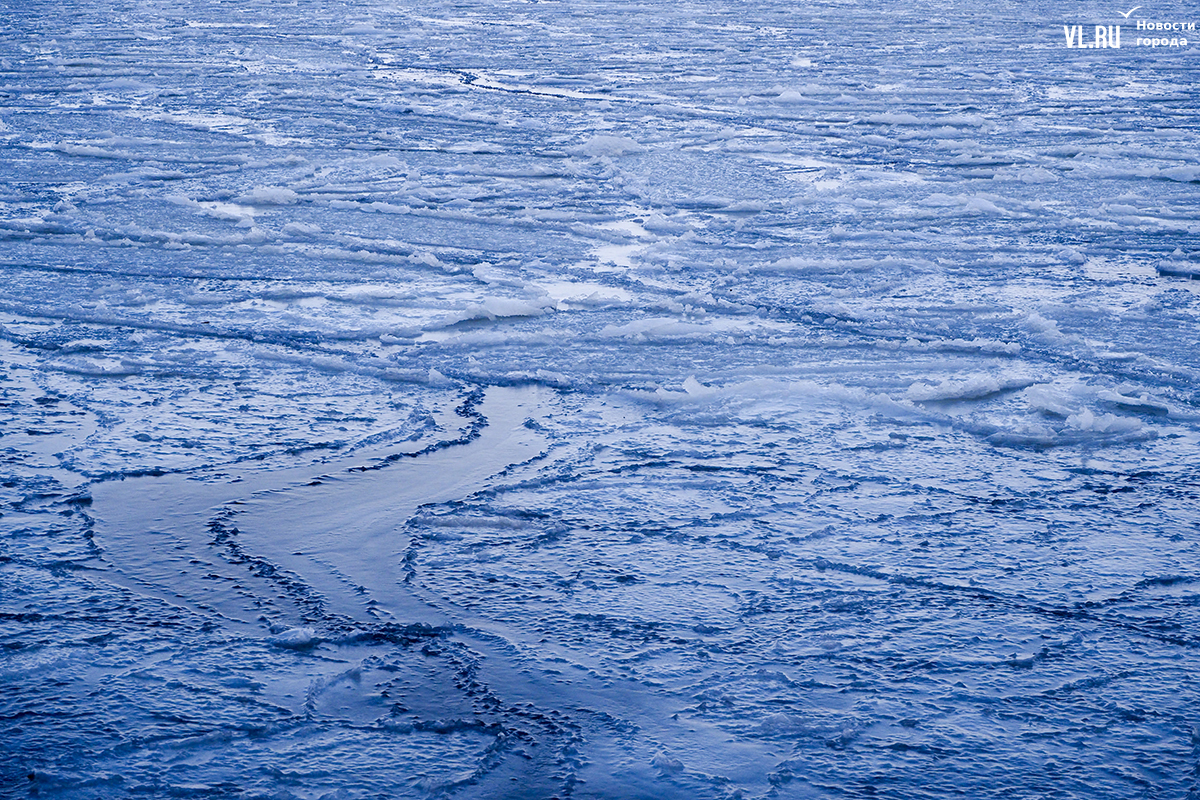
[2,1,1199,798]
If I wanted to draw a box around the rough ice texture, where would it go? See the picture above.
[2,1,1199,799]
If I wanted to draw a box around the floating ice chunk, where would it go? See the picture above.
[861,133,897,146]
[963,195,1008,215]
[910,337,1021,355]
[1066,409,1142,434]
[1023,385,1077,418]
[682,375,713,396]
[906,374,1037,402]
[238,187,300,205]
[985,423,1060,447]
[1160,165,1200,183]
[362,154,404,168]
[642,377,921,422]
[650,752,684,773]
[281,221,321,239]
[721,200,766,214]
[1055,246,1087,264]
[919,192,1016,216]
[569,135,645,158]
[775,89,809,103]
[641,212,690,234]
[1021,312,1067,344]
[59,339,108,353]
[101,167,187,184]
[1096,389,1172,415]
[0,647,73,679]
[270,627,320,651]
[599,317,710,339]
[760,712,813,735]
[1016,167,1058,184]
[868,112,922,125]
[444,141,505,154]
[676,194,734,209]
[97,77,157,92]
[593,243,642,267]
[411,251,444,269]
[763,255,877,274]
[535,368,570,385]
[440,297,549,326]
[535,280,632,307]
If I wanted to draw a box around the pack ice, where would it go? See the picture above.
[2,1,1199,798]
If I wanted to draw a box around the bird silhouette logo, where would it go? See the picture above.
[1118,6,1141,17]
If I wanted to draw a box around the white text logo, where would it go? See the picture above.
[1064,24,1122,48]
[1133,18,1193,46]
[1062,9,1195,49]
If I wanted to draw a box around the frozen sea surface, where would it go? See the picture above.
[2,0,1199,798]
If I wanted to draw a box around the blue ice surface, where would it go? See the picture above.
[1,0,1199,798]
